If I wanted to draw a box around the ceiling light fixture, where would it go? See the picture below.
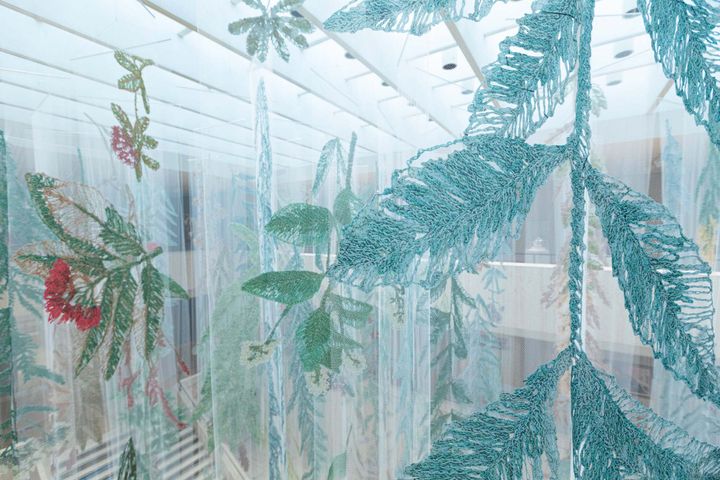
[345,52,355,59]
[623,0,639,17]
[614,38,634,58]
[606,72,622,86]
[442,50,458,71]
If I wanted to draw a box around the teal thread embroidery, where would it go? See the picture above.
[325,0,720,475]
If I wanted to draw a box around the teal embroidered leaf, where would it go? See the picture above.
[465,0,579,138]
[296,308,333,371]
[141,263,165,359]
[242,271,324,304]
[324,293,372,327]
[430,276,475,437]
[296,306,362,373]
[118,437,138,480]
[406,348,571,479]
[328,137,567,290]
[638,0,720,148]
[326,450,348,480]
[333,187,362,226]
[265,203,333,247]
[324,0,504,36]
[313,139,344,197]
[587,168,720,406]
[228,0,314,62]
[572,354,720,478]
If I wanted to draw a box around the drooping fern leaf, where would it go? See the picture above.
[637,0,720,148]
[324,0,504,36]
[586,168,720,406]
[429,276,474,439]
[328,137,566,290]
[465,0,579,138]
[572,354,720,478]
[405,347,571,479]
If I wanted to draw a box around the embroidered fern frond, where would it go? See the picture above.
[572,354,720,478]
[324,0,503,36]
[586,168,720,406]
[637,0,720,148]
[228,0,314,62]
[465,0,579,138]
[406,348,571,479]
[328,137,566,290]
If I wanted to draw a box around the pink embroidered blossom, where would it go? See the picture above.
[111,126,139,166]
[44,259,101,331]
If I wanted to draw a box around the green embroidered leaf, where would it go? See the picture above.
[141,263,165,359]
[638,0,720,148]
[406,348,571,479]
[296,308,333,372]
[111,103,133,131]
[242,271,324,304]
[117,73,140,93]
[325,293,372,327]
[25,173,113,260]
[100,206,145,257]
[118,437,138,480]
[76,274,115,376]
[572,354,720,478]
[104,269,138,379]
[587,168,720,406]
[157,271,189,299]
[326,450,348,480]
[265,203,333,247]
[329,137,567,290]
[333,187,362,226]
[465,0,579,138]
[324,0,503,36]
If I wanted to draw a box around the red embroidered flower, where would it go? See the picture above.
[111,126,139,166]
[44,259,101,331]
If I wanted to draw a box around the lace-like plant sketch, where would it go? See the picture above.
[325,0,720,476]
[16,173,188,380]
[228,0,314,63]
[111,51,159,181]
[241,131,370,395]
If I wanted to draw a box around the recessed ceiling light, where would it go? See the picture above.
[345,52,355,59]
[606,73,622,86]
[614,39,634,59]
[461,88,473,95]
[442,62,457,70]
[428,117,434,122]
[381,81,390,87]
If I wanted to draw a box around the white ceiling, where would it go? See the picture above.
[0,0,701,175]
